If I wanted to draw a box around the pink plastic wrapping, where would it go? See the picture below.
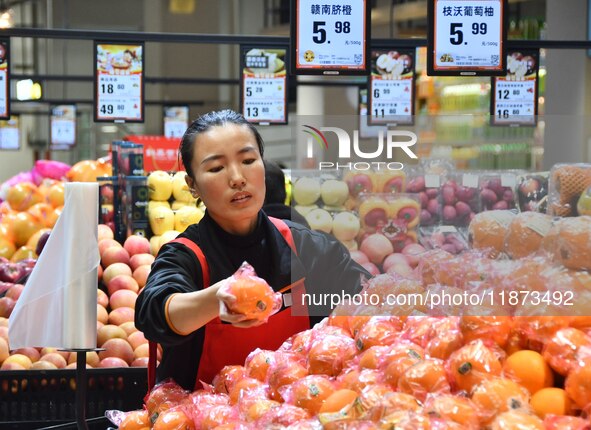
[32,160,71,181]
[354,316,402,352]
[307,333,357,376]
[543,216,591,272]
[244,349,276,382]
[446,340,503,394]
[279,374,336,415]
[254,403,311,427]
[212,365,248,395]
[541,327,591,376]
[396,358,450,402]
[144,380,190,418]
[543,415,591,430]
[219,261,282,322]
[423,394,480,430]
[152,406,195,429]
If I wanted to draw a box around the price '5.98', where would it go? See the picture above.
[312,21,350,43]
[449,22,488,45]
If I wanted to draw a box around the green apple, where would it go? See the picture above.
[331,211,360,242]
[293,177,321,206]
[148,200,171,212]
[172,171,195,203]
[147,170,173,201]
[294,204,318,217]
[320,179,349,207]
[148,206,175,235]
[174,206,205,232]
[305,208,333,234]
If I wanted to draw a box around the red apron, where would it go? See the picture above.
[147,217,310,391]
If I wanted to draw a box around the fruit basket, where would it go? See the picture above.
[0,367,146,429]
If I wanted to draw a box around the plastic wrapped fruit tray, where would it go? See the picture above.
[0,368,146,429]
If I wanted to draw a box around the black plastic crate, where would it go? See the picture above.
[0,368,147,429]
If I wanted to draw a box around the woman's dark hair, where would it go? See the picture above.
[179,109,265,179]
[263,160,286,205]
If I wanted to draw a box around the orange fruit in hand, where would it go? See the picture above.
[152,408,195,430]
[502,350,554,395]
[490,410,544,430]
[319,389,360,415]
[119,409,150,430]
[423,395,480,429]
[397,358,450,403]
[564,360,591,410]
[447,340,502,393]
[530,387,573,419]
[287,375,335,415]
[226,276,277,321]
[542,327,591,376]
[471,378,531,426]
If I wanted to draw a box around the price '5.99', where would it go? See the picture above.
[449,22,488,45]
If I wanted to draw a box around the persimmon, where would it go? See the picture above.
[212,365,248,394]
[447,340,502,393]
[423,394,479,429]
[307,334,357,376]
[530,388,573,419]
[319,389,360,415]
[152,408,195,430]
[564,360,591,410]
[397,358,450,402]
[542,327,591,376]
[286,375,335,415]
[226,275,277,321]
[490,410,544,430]
[244,349,275,382]
[471,378,531,426]
[503,350,554,395]
[119,409,150,430]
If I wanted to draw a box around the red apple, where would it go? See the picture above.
[13,347,40,363]
[101,246,130,269]
[68,351,100,367]
[98,238,122,257]
[401,244,426,268]
[129,253,155,272]
[30,360,58,370]
[132,265,151,289]
[98,224,114,242]
[107,274,139,296]
[103,263,132,285]
[361,262,380,276]
[131,357,149,367]
[1,362,26,370]
[40,347,69,360]
[382,253,411,273]
[124,235,151,257]
[97,288,108,307]
[109,289,138,310]
[0,337,7,363]
[108,307,135,326]
[0,263,25,283]
[360,234,394,265]
[97,324,128,347]
[97,304,108,324]
[99,357,129,368]
[6,283,24,302]
[119,321,137,336]
[99,338,134,365]
[39,352,67,369]
[349,250,370,265]
[127,331,148,351]
[0,297,16,318]
[97,264,103,282]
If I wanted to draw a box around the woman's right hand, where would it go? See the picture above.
[216,280,265,328]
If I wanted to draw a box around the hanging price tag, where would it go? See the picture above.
[164,106,189,138]
[428,0,507,76]
[491,49,539,126]
[291,0,369,75]
[95,42,144,123]
[241,47,288,124]
[368,48,415,125]
[50,105,76,150]
[0,39,10,120]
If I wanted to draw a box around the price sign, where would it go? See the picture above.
[291,0,369,75]
[94,42,144,122]
[50,105,76,150]
[368,49,415,125]
[359,89,386,138]
[428,0,507,76]
[241,47,288,124]
[0,39,9,120]
[164,106,189,138]
[491,49,539,126]
[0,116,19,150]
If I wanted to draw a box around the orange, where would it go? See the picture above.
[564,360,591,410]
[119,409,150,430]
[447,340,502,393]
[513,315,573,346]
[417,249,454,286]
[228,377,264,405]
[327,315,352,336]
[212,423,249,430]
[288,329,315,355]
[542,327,591,376]
[384,356,422,389]
[244,349,275,382]
[543,415,591,430]
[145,382,189,417]
[322,419,379,430]
[468,211,516,258]
[425,318,463,360]
[460,316,513,349]
[360,391,419,422]
[308,335,357,376]
[471,378,531,426]
[503,350,554,395]
[504,212,553,259]
[354,317,401,351]
[553,216,591,271]
[490,410,544,430]
[397,358,450,402]
[212,365,248,395]
[200,405,234,430]
[358,345,389,370]
[243,399,279,422]
[255,403,311,427]
[383,340,425,363]
[319,389,360,416]
[423,395,480,429]
[378,410,431,430]
[226,276,276,321]
[347,316,371,338]
[152,407,195,430]
[504,331,529,356]
[288,375,335,415]
[267,360,308,401]
[337,369,380,393]
[530,387,573,419]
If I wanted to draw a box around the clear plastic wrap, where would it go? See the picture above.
[354,316,402,352]
[144,380,190,419]
[266,353,309,401]
[423,394,480,430]
[470,378,531,426]
[490,410,544,429]
[279,374,336,415]
[212,365,248,395]
[541,327,591,377]
[544,216,591,272]
[419,226,469,255]
[441,172,480,227]
[106,409,149,429]
[405,166,442,227]
[468,210,517,258]
[446,340,503,394]
[479,172,519,211]
[503,212,553,259]
[307,332,357,376]
[152,406,195,430]
[548,163,591,217]
[515,172,549,213]
[543,415,591,430]
[219,261,282,323]
[254,403,311,427]
[564,358,591,411]
[244,349,276,382]
[396,358,450,402]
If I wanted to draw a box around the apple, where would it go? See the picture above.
[406,177,425,193]
[124,235,151,257]
[68,351,100,368]
[129,253,155,272]
[0,263,25,283]
[5,283,24,301]
[97,288,108,307]
[99,357,129,368]
[442,185,456,205]
[2,354,33,369]
[99,239,122,256]
[133,265,151,289]
[361,262,381,277]
[6,182,44,211]
[577,186,591,216]
[128,331,148,351]
[360,234,394,265]
[11,212,45,247]
[293,178,321,206]
[98,264,103,282]
[13,347,40,363]
[150,235,162,256]
[99,338,134,365]
[102,262,132,285]
[97,304,109,324]
[99,184,114,205]
[110,289,138,310]
[331,211,360,242]
[442,205,457,222]
[148,200,171,212]
[40,352,67,368]
[320,180,349,207]
[97,324,128,347]
[40,347,69,360]
[100,204,114,223]
[101,246,131,268]
[0,239,16,260]
[294,205,318,217]
[305,208,333,234]
[0,337,8,363]
[174,206,205,232]
[48,183,65,208]
[149,206,175,236]
[131,357,150,367]
[171,171,194,203]
[31,360,58,370]
[382,253,411,273]
[345,173,373,198]
[147,170,173,201]
[108,307,135,326]
[381,175,405,193]
[401,243,426,268]
[349,250,369,265]
[119,322,137,336]
[107,274,139,295]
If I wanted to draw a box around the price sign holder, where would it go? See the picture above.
[490,49,539,127]
[0,115,19,150]
[240,46,289,125]
[163,105,190,138]
[291,0,370,75]
[0,38,10,120]
[94,41,145,123]
[50,104,77,150]
[368,48,416,126]
[427,0,507,76]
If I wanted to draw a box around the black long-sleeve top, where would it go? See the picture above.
[135,210,370,390]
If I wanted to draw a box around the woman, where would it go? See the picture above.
[135,110,369,391]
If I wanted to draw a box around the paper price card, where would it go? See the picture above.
[0,116,19,150]
[50,105,76,150]
[0,39,10,120]
[292,0,369,75]
[491,49,539,126]
[241,47,288,124]
[368,49,415,125]
[428,0,507,76]
[95,42,144,122]
[164,106,189,138]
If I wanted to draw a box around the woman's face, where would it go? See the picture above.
[186,124,265,235]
